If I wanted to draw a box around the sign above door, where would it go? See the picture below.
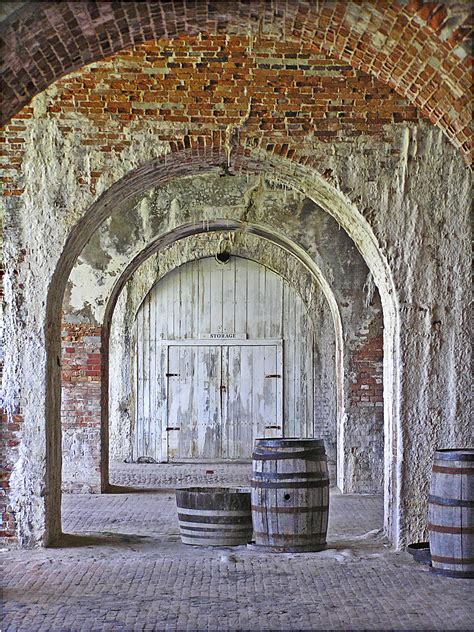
[203,333,248,340]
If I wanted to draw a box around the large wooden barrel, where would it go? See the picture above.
[428,448,474,578]
[251,438,329,552]
[175,487,252,546]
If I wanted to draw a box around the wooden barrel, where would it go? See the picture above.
[428,448,474,578]
[251,438,329,552]
[175,487,252,546]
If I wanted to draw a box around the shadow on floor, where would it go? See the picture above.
[49,531,155,548]
[105,484,176,494]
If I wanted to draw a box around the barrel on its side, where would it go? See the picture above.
[428,448,474,579]
[251,438,329,552]
[175,487,252,546]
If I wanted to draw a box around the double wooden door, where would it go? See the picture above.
[164,341,283,461]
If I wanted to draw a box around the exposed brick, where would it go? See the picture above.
[61,323,103,494]
[0,1,471,163]
[0,36,425,197]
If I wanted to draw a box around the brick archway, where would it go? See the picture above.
[100,221,345,493]
[1,0,471,161]
[40,145,398,547]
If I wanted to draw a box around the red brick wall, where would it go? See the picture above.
[0,404,21,541]
[348,319,384,492]
[61,323,102,493]
[1,36,421,199]
[1,1,471,160]
[1,321,103,542]
[1,14,468,538]
[0,32,418,532]
[350,335,384,419]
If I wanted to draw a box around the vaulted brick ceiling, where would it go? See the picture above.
[0,1,472,162]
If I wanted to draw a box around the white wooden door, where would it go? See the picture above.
[165,342,282,461]
[134,256,316,463]
[166,345,222,460]
[222,344,282,459]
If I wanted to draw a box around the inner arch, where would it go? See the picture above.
[46,148,398,546]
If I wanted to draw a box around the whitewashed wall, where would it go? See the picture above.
[134,256,316,461]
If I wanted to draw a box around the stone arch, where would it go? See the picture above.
[104,227,342,481]
[60,171,384,501]
[42,146,397,546]
[107,231,340,474]
[1,1,471,161]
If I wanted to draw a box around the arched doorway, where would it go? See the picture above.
[14,148,398,547]
[132,256,317,462]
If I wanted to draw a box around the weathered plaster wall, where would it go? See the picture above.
[0,36,470,547]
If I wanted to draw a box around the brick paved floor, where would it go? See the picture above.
[1,464,473,631]
[109,460,254,489]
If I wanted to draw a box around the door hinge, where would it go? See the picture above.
[265,374,281,378]
[166,373,180,377]
[166,427,180,431]
[265,425,282,430]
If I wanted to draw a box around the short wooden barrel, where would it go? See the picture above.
[251,438,329,552]
[175,487,252,546]
[428,448,474,578]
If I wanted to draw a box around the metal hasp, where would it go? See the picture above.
[250,438,330,553]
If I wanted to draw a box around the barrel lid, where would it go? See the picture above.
[434,448,474,461]
[254,438,325,449]
[175,486,250,495]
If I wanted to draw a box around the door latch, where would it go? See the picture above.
[265,425,282,430]
[166,373,180,377]
[265,374,281,378]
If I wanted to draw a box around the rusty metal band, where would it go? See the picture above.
[252,471,328,480]
[428,523,474,534]
[429,494,474,508]
[177,513,252,524]
[181,534,251,540]
[251,480,329,489]
[253,531,326,541]
[432,465,474,474]
[252,450,326,460]
[180,526,253,534]
[251,504,329,514]
[433,451,474,462]
[431,554,474,564]
[254,439,325,449]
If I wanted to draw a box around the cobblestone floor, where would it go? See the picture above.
[1,464,473,631]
